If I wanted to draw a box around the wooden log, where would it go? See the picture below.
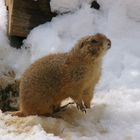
[7,0,56,37]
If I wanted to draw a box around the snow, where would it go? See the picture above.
[0,0,140,139]
[0,0,30,78]
[50,0,92,14]
[0,0,8,47]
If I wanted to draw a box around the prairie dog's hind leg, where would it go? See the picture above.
[53,102,75,113]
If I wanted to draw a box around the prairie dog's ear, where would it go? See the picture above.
[79,42,85,49]
[88,47,98,55]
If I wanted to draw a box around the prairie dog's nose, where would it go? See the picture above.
[107,39,111,46]
[107,39,111,49]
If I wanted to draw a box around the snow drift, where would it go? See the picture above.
[0,0,140,139]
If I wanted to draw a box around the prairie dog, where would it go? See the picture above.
[12,33,111,117]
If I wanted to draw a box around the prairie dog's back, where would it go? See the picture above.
[20,53,67,93]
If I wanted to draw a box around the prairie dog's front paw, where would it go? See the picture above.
[84,102,91,109]
[76,101,86,113]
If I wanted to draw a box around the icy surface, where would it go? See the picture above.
[0,0,140,139]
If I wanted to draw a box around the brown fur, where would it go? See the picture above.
[12,33,111,117]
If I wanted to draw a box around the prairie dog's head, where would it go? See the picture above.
[72,33,111,60]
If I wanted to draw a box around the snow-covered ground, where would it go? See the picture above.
[0,0,140,139]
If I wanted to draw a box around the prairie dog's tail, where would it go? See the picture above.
[6,111,25,117]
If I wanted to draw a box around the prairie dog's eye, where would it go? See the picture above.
[90,39,100,45]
